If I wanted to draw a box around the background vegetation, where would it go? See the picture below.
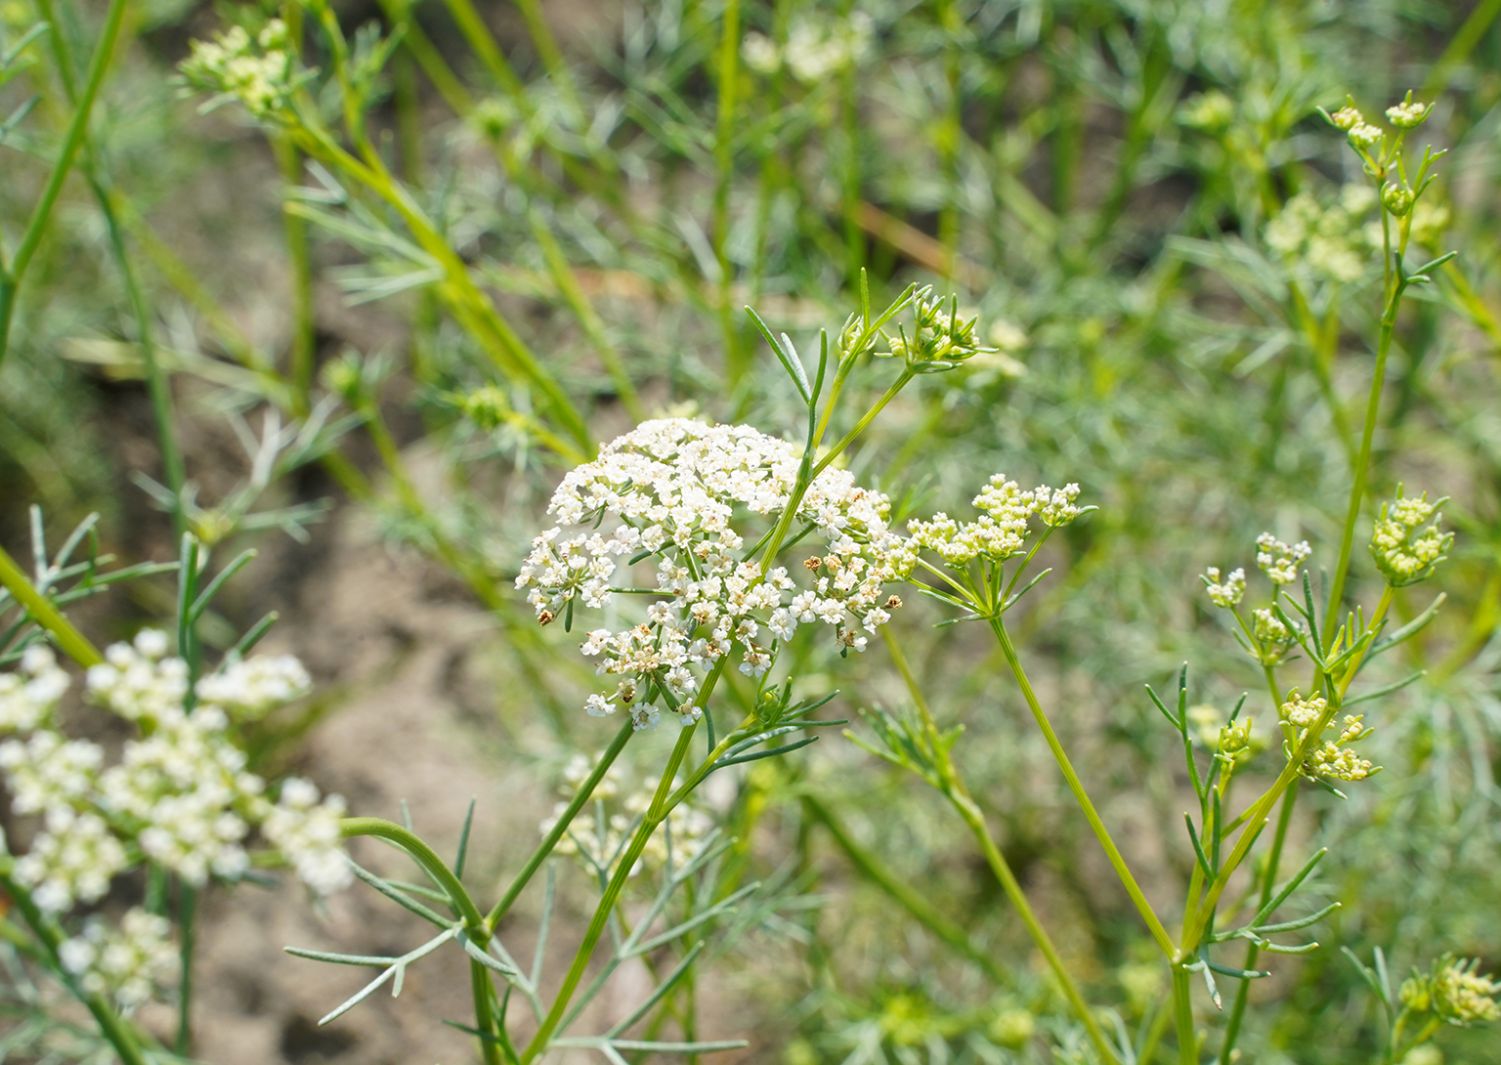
[1,0,1498,1061]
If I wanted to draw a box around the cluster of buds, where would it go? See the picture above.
[179,19,298,121]
[1400,956,1501,1027]
[516,420,916,729]
[1279,691,1378,783]
[1323,92,1437,219]
[879,292,991,374]
[1203,531,1314,665]
[58,909,176,1013]
[1370,487,1452,587]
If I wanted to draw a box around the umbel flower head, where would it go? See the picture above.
[0,633,350,916]
[179,19,298,121]
[1370,487,1452,587]
[1400,955,1501,1027]
[516,419,916,729]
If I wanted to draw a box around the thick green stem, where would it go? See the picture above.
[713,0,744,384]
[0,544,103,666]
[988,616,1177,957]
[1172,965,1197,1065]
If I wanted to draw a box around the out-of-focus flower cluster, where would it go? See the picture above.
[1370,488,1452,587]
[1400,956,1501,1027]
[58,908,176,1013]
[516,419,915,729]
[0,635,350,933]
[540,756,714,877]
[179,19,296,120]
[906,474,1085,570]
[742,14,874,84]
[1265,185,1378,285]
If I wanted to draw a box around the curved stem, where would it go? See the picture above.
[988,616,1177,958]
[340,817,488,931]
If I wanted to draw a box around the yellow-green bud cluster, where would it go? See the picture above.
[1401,956,1501,1027]
[180,20,296,121]
[880,292,990,374]
[1370,488,1452,587]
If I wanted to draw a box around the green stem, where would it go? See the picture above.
[175,885,198,1053]
[1172,965,1197,1065]
[801,793,1005,983]
[341,817,502,1065]
[0,870,152,1065]
[988,616,1177,958]
[484,720,634,928]
[1321,285,1401,636]
[713,0,743,385]
[882,630,1117,1063]
[0,0,128,371]
[1216,786,1297,1064]
[0,544,103,666]
[519,723,702,1062]
[809,371,913,479]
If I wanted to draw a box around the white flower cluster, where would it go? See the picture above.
[1255,533,1312,586]
[1204,533,1313,663]
[516,419,914,728]
[180,19,295,120]
[1370,489,1452,587]
[59,908,175,1012]
[907,474,1085,568]
[1202,566,1246,607]
[0,645,69,731]
[1265,185,1378,284]
[542,757,713,877]
[0,632,349,917]
[742,14,874,83]
[197,653,312,720]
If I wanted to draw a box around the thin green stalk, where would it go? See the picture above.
[175,885,197,1053]
[957,796,1121,1065]
[882,629,1118,1063]
[713,0,744,385]
[33,0,186,542]
[0,870,152,1065]
[802,793,1005,983]
[0,544,103,666]
[1216,785,1297,1064]
[485,720,634,928]
[0,0,128,371]
[810,371,913,479]
[520,722,702,1062]
[988,616,1177,958]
